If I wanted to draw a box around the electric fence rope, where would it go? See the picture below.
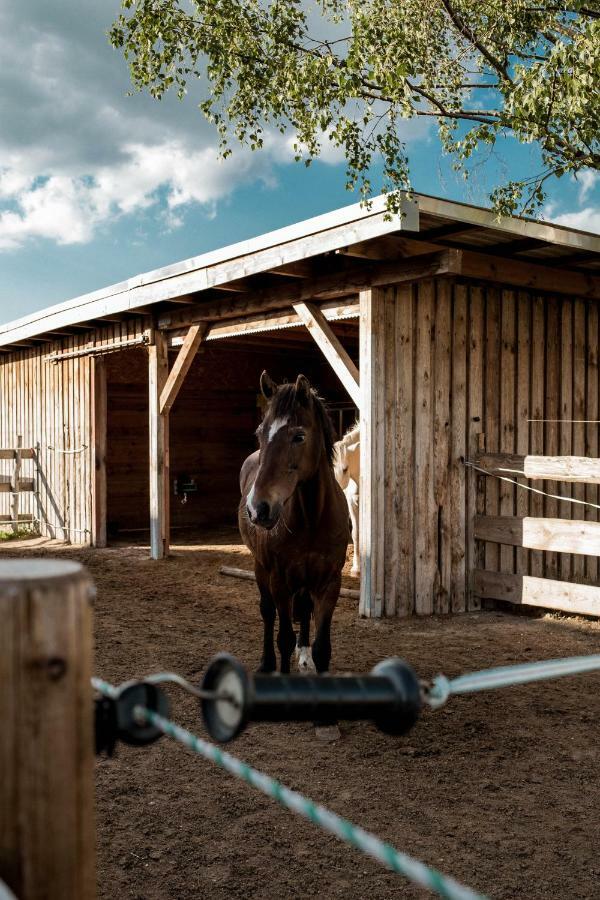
[426,654,600,708]
[91,677,486,900]
[93,649,600,900]
[465,460,600,511]
[136,706,487,900]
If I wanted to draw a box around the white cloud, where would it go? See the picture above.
[0,0,433,252]
[576,171,600,204]
[547,206,600,235]
[0,141,284,249]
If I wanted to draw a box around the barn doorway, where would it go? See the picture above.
[103,323,358,544]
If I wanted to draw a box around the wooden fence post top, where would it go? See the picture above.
[0,559,90,587]
[0,557,96,900]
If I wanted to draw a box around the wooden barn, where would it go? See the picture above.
[1,192,600,618]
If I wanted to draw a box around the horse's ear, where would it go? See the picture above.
[294,374,311,405]
[260,370,277,399]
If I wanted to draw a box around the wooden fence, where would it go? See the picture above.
[0,437,37,532]
[471,453,600,617]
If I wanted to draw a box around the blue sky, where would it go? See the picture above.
[1,1,599,326]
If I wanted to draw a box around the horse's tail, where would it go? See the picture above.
[292,588,313,625]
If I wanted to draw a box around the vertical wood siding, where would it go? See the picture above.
[0,321,146,543]
[375,279,600,616]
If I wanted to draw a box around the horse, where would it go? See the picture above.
[333,423,360,577]
[238,372,350,678]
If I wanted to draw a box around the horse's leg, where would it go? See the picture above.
[311,577,340,674]
[294,589,315,673]
[276,594,296,674]
[256,564,277,674]
[312,578,341,738]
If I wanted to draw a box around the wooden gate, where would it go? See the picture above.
[471,453,600,617]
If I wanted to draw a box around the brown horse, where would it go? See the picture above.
[238,372,350,676]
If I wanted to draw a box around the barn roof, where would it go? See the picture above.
[2,191,600,352]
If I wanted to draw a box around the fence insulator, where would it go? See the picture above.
[200,654,422,742]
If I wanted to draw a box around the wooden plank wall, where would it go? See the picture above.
[375,279,600,616]
[0,320,146,543]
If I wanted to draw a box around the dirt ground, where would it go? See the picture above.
[3,532,600,900]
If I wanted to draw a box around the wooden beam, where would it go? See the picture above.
[358,287,386,618]
[167,298,360,347]
[266,260,314,278]
[293,302,360,408]
[472,569,600,618]
[418,222,478,241]
[480,237,548,257]
[148,333,170,559]
[474,453,600,484]
[160,324,207,415]
[91,357,107,548]
[335,234,408,260]
[0,448,35,460]
[0,514,34,524]
[0,480,34,493]
[474,515,600,556]
[461,248,600,299]
[158,250,459,331]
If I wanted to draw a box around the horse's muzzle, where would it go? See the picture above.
[247,499,280,530]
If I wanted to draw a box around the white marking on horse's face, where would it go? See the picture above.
[268,416,288,443]
[247,482,257,517]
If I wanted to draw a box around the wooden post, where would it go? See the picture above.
[292,302,361,408]
[11,436,22,534]
[0,560,95,900]
[91,358,107,548]
[149,332,170,559]
[358,287,386,617]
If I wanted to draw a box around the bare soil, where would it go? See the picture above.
[3,531,600,900]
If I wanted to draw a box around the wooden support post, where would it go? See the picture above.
[358,287,386,617]
[11,436,22,534]
[91,359,107,548]
[149,332,170,559]
[159,323,207,415]
[0,560,96,900]
[292,302,360,408]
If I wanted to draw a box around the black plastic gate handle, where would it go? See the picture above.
[201,654,422,743]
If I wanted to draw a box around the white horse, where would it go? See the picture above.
[333,423,360,577]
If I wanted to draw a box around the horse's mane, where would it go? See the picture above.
[268,383,336,465]
[339,421,360,446]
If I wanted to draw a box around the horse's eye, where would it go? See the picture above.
[291,433,306,444]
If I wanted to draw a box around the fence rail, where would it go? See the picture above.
[471,452,600,618]
[0,438,36,533]
[473,453,600,484]
[474,515,600,556]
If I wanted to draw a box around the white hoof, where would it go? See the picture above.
[295,645,316,674]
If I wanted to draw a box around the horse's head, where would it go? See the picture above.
[333,425,360,490]
[246,371,335,529]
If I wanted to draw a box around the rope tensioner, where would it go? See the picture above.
[202,653,422,741]
[93,654,423,750]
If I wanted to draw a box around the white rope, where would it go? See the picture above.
[465,461,600,511]
[45,444,88,454]
[427,654,600,708]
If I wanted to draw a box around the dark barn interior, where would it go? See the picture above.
[105,323,358,539]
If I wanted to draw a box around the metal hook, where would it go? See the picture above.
[144,672,240,708]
